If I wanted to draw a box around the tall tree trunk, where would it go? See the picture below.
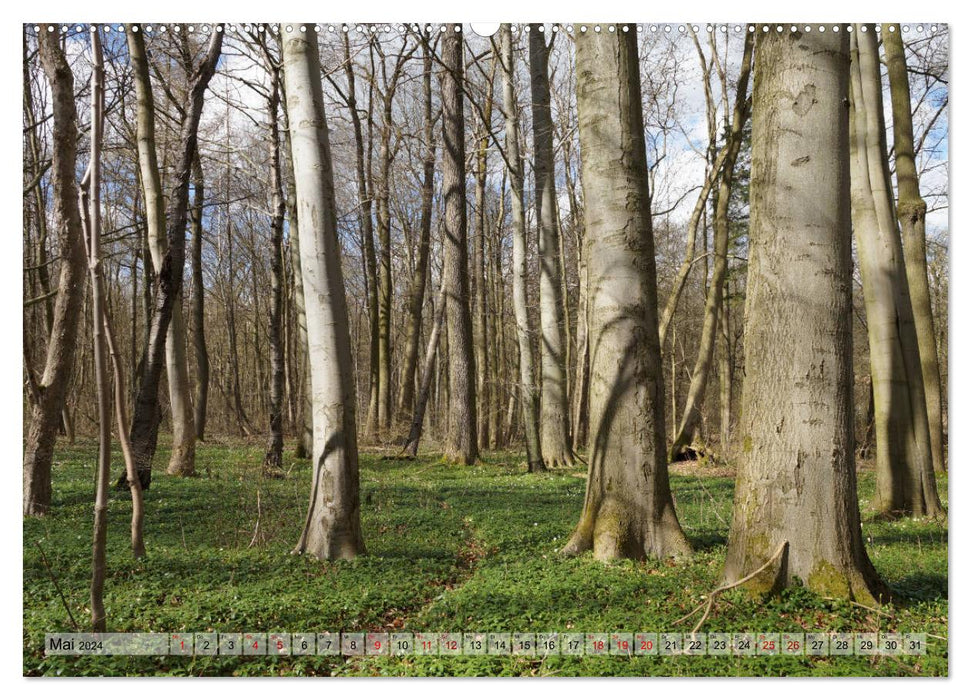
[190,153,209,441]
[563,124,589,453]
[264,69,286,471]
[717,294,732,451]
[375,68,395,431]
[850,26,941,518]
[473,58,495,450]
[529,25,573,467]
[23,26,88,517]
[127,26,222,488]
[347,36,380,437]
[724,27,887,604]
[883,24,946,475]
[284,24,365,560]
[397,44,436,423]
[669,32,753,460]
[439,26,479,464]
[23,31,54,337]
[280,95,313,458]
[403,283,447,457]
[83,27,111,631]
[489,201,506,448]
[563,25,690,560]
[99,285,146,559]
[500,24,543,471]
[657,145,731,351]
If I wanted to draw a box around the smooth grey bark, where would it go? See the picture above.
[724,28,887,604]
[500,24,543,471]
[127,25,196,478]
[849,27,941,517]
[284,24,365,560]
[440,26,479,464]
[529,25,573,467]
[280,95,313,458]
[669,31,753,460]
[127,25,219,484]
[883,24,946,475]
[84,27,110,631]
[564,25,690,561]
[23,26,88,516]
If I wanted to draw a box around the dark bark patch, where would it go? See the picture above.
[792,84,818,116]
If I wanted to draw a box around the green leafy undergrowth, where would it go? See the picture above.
[23,440,947,677]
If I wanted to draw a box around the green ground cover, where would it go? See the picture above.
[23,440,948,676]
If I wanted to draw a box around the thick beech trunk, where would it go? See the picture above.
[724,27,888,603]
[439,26,479,464]
[280,97,313,458]
[564,25,690,560]
[284,24,365,560]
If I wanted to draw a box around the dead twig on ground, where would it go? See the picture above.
[675,541,788,634]
[35,540,80,631]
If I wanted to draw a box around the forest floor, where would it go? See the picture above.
[23,439,948,677]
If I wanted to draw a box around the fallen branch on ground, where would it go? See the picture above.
[675,541,788,634]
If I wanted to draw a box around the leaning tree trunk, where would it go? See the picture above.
[850,26,941,518]
[723,27,888,604]
[190,153,210,441]
[83,40,146,558]
[669,31,753,461]
[126,25,217,484]
[500,24,543,472]
[439,25,479,465]
[883,24,946,475]
[563,24,690,561]
[657,135,732,351]
[403,283,447,457]
[529,25,573,467]
[100,287,146,559]
[284,24,365,560]
[23,25,88,517]
[263,69,286,472]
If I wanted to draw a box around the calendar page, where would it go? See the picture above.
[20,13,949,681]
